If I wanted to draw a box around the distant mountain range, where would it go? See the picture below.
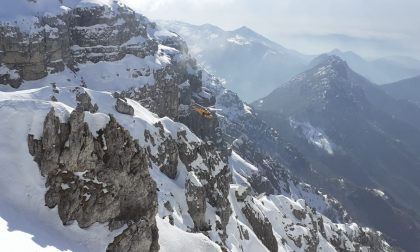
[159,21,420,103]
[158,21,311,102]
[253,55,420,251]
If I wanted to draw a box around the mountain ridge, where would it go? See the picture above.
[158,20,311,102]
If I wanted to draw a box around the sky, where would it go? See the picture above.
[124,0,420,59]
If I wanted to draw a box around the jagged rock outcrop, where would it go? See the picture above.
[115,97,134,115]
[119,66,181,120]
[178,106,222,144]
[118,57,226,152]
[145,122,179,179]
[185,173,209,231]
[179,138,231,236]
[107,220,159,252]
[28,107,159,252]
[76,90,99,113]
[241,200,278,252]
[144,123,232,241]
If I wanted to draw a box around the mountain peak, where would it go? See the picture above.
[301,55,350,90]
[309,54,348,71]
[235,25,253,32]
[254,53,365,114]
[198,23,225,32]
[330,48,343,54]
[233,25,260,37]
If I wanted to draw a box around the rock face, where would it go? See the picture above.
[115,97,134,115]
[76,90,99,113]
[107,220,159,252]
[241,200,278,252]
[144,123,232,241]
[119,65,183,120]
[0,5,158,87]
[177,136,231,238]
[28,107,159,252]
[145,122,179,179]
[185,173,209,231]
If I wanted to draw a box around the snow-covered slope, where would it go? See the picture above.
[0,87,392,251]
[0,87,221,251]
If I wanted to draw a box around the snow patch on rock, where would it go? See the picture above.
[290,119,335,155]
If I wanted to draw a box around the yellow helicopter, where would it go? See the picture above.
[192,103,213,119]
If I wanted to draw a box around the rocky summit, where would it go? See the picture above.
[0,1,399,252]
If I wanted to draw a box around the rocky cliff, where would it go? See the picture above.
[28,106,159,251]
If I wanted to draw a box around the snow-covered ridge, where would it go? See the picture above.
[0,86,392,251]
[0,86,217,251]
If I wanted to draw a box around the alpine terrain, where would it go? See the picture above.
[0,0,407,252]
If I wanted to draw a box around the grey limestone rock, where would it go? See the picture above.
[0,5,158,88]
[76,90,98,113]
[185,175,209,231]
[115,98,134,115]
[28,107,159,252]
[241,200,278,252]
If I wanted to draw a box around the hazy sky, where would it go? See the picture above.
[125,0,420,59]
